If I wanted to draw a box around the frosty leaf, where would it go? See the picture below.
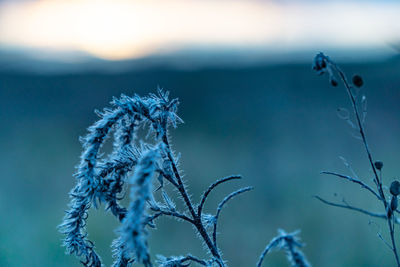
[162,191,176,212]
[337,108,350,120]
[361,95,367,124]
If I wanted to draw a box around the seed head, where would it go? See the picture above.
[312,52,328,75]
[374,161,383,171]
[390,181,400,196]
[352,75,363,88]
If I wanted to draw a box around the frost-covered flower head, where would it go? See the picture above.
[60,89,309,267]
[59,89,182,266]
[312,52,338,86]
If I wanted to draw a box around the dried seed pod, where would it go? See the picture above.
[390,181,400,196]
[330,76,338,87]
[388,206,393,219]
[312,52,328,75]
[391,196,398,212]
[374,161,383,171]
[352,75,363,88]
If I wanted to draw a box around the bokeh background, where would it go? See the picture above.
[1,0,400,266]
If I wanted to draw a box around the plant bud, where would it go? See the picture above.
[391,196,398,212]
[388,206,393,219]
[390,181,400,196]
[352,75,363,88]
[374,161,383,171]
[312,52,328,75]
[330,77,338,87]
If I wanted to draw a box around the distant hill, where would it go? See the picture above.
[1,45,399,74]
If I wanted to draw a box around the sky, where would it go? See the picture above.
[0,0,399,61]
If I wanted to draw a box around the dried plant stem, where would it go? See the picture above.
[198,175,242,216]
[162,134,225,266]
[147,210,194,224]
[61,90,279,266]
[332,63,384,198]
[328,61,400,266]
[314,196,400,224]
[257,230,310,267]
[212,187,253,247]
[181,255,208,266]
[321,171,381,201]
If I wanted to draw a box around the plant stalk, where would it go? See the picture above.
[162,134,224,266]
[331,62,400,266]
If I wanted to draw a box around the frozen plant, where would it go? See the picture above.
[59,89,309,267]
[313,52,400,266]
[257,230,310,267]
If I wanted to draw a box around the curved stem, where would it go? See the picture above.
[213,187,253,246]
[321,171,381,201]
[162,134,224,266]
[314,196,400,224]
[181,255,208,266]
[146,210,194,224]
[198,175,242,216]
[331,63,385,200]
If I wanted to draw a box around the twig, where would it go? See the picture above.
[377,231,393,250]
[146,210,194,225]
[330,61,400,266]
[314,53,400,266]
[314,196,400,224]
[181,255,208,266]
[321,171,381,201]
[257,230,310,267]
[212,187,253,247]
[198,175,242,216]
[162,134,225,267]
[329,61,384,196]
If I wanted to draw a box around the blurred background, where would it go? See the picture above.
[1,0,400,266]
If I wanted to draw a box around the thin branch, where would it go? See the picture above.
[212,187,253,246]
[389,215,398,258]
[162,134,224,266]
[314,196,400,224]
[329,61,385,201]
[377,231,393,250]
[157,170,178,188]
[333,62,400,266]
[257,235,288,267]
[163,135,197,220]
[157,255,208,266]
[146,210,195,225]
[321,171,382,201]
[181,255,208,266]
[322,55,400,266]
[339,156,359,180]
[256,230,310,267]
[198,175,242,216]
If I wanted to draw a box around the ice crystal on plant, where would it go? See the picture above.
[60,89,308,267]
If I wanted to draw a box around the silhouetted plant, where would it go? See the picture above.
[59,89,309,267]
[313,52,400,266]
